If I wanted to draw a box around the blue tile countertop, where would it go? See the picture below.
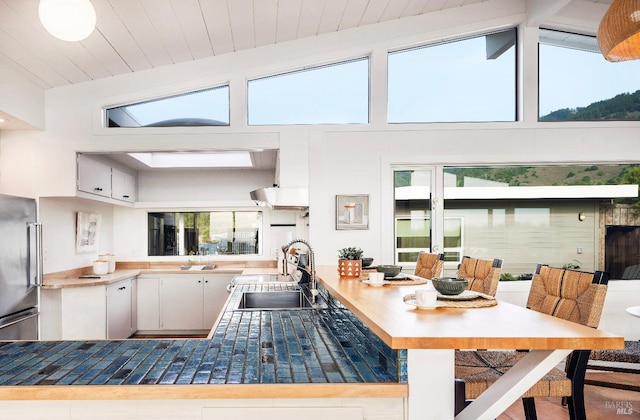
[0,283,405,386]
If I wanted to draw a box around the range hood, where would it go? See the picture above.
[250,187,308,210]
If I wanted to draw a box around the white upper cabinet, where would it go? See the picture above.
[77,154,136,204]
[77,154,112,198]
[111,167,136,203]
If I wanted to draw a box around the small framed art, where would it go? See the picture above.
[336,194,369,230]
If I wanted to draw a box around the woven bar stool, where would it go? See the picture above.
[457,256,503,297]
[455,264,610,420]
[413,252,444,279]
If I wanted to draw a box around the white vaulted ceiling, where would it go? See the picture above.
[0,0,612,90]
[0,0,613,130]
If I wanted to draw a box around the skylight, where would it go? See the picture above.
[128,152,252,168]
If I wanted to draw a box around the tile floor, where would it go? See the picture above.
[498,371,640,419]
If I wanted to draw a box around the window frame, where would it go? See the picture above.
[105,84,230,128]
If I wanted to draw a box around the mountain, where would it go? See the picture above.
[445,165,639,188]
[540,90,640,121]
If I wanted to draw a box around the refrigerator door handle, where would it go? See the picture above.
[0,310,39,330]
[27,222,43,287]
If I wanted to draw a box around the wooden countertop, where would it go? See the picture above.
[0,383,406,400]
[42,262,278,289]
[315,266,624,351]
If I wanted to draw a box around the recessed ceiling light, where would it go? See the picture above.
[128,152,253,168]
[0,118,6,123]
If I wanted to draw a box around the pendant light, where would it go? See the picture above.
[597,0,640,62]
[38,0,96,42]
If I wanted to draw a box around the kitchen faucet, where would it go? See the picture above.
[282,239,318,303]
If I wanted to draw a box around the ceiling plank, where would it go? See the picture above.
[227,0,256,51]
[526,0,573,27]
[0,39,60,88]
[275,0,303,43]
[360,0,392,26]
[200,0,235,55]
[298,0,326,38]
[254,0,278,47]
[400,0,431,17]
[140,0,194,64]
[381,0,412,21]
[91,0,153,72]
[108,0,173,68]
[338,0,369,30]
[317,0,348,34]
[171,0,213,60]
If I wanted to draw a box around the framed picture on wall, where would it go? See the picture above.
[76,211,101,253]
[336,194,369,230]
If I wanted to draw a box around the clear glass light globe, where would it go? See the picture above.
[39,0,96,42]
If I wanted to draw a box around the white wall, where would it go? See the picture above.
[0,62,44,129]
[137,168,274,202]
[39,197,114,274]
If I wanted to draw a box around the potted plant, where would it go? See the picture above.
[337,247,364,278]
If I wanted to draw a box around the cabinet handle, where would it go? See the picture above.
[123,195,130,198]
[94,187,103,192]
[198,280,202,283]
[119,286,126,290]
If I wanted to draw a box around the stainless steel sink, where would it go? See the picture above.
[233,291,326,311]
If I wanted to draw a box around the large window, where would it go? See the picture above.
[247,58,369,125]
[442,164,640,278]
[148,211,262,257]
[539,29,640,121]
[106,85,230,127]
[388,28,517,123]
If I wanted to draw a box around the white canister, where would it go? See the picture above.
[99,254,116,273]
[93,260,109,275]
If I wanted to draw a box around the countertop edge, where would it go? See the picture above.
[42,268,248,289]
[0,383,408,400]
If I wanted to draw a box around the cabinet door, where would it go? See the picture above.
[77,154,112,198]
[111,167,136,202]
[137,276,160,331]
[203,274,234,329]
[60,286,107,340]
[106,278,133,339]
[160,276,204,330]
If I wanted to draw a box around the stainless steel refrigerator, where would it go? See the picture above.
[0,194,42,340]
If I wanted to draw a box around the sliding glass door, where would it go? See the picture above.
[393,167,445,268]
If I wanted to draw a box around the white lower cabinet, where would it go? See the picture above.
[160,276,205,330]
[203,274,233,329]
[40,277,136,340]
[137,273,234,333]
[106,278,134,339]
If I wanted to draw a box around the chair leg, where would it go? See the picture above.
[522,397,537,420]
[566,350,589,420]
[454,379,468,415]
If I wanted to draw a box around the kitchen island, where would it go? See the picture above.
[0,265,624,420]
